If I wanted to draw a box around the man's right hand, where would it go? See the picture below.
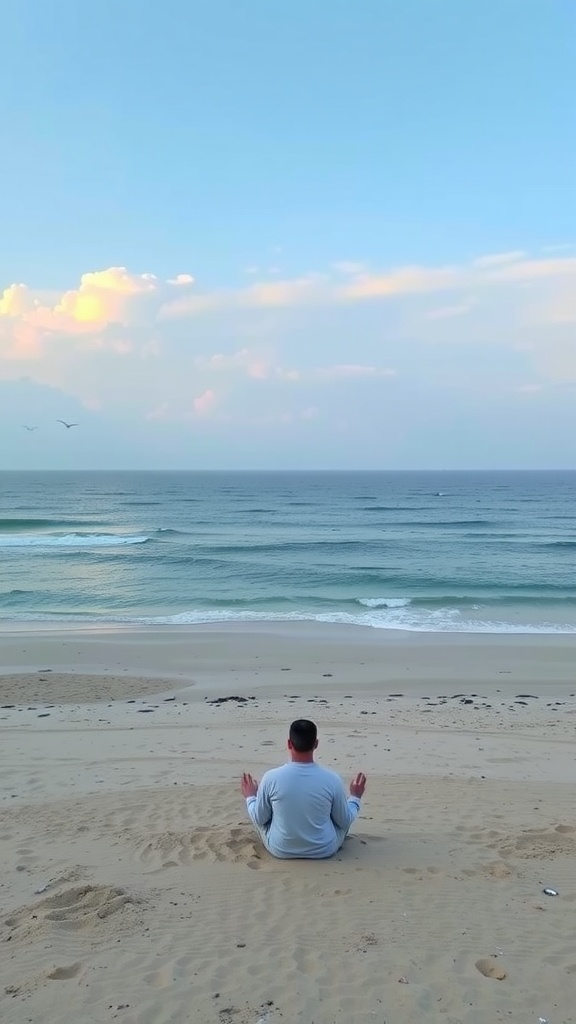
[241,772,259,798]
[350,772,367,799]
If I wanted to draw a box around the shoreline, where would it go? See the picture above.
[2,621,576,674]
[1,624,576,702]
[2,606,576,635]
[4,616,576,641]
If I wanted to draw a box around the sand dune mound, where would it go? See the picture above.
[489,825,576,860]
[4,884,140,941]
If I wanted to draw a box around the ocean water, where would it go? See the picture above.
[1,470,576,634]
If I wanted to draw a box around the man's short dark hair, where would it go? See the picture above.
[289,719,317,752]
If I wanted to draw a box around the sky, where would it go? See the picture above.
[0,0,575,470]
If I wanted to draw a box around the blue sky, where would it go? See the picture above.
[1,0,575,469]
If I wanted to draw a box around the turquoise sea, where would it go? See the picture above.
[1,471,576,633]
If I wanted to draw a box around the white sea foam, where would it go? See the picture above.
[52,607,574,634]
[1,597,575,634]
[0,533,149,548]
[358,597,412,608]
[2,608,574,632]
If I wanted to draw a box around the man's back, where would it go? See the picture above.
[246,761,360,859]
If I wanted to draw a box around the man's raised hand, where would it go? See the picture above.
[350,772,367,799]
[241,772,259,798]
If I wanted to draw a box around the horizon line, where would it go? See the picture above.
[2,467,576,474]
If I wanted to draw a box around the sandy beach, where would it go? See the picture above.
[1,624,575,1024]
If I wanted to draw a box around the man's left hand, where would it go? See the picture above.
[241,772,258,798]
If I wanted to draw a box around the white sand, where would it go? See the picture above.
[1,625,575,1024]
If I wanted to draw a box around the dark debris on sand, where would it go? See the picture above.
[206,695,257,705]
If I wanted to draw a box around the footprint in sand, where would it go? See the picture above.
[4,961,84,998]
[485,861,514,879]
[46,962,83,980]
[475,957,507,980]
[133,825,267,871]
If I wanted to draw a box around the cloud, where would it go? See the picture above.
[165,265,463,314]
[0,267,194,360]
[4,253,575,359]
[146,402,172,421]
[342,265,462,301]
[191,354,396,384]
[316,364,396,380]
[473,251,526,268]
[194,348,272,379]
[168,274,195,285]
[2,247,576,435]
[55,267,160,325]
[332,261,366,276]
[491,257,576,284]
[276,367,301,381]
[160,249,576,318]
[0,283,33,316]
[193,388,217,416]
[239,275,329,308]
[163,274,332,316]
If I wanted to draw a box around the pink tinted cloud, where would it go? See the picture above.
[167,274,194,285]
[247,359,269,380]
[0,267,195,361]
[161,250,576,319]
[193,389,217,416]
[164,274,330,316]
[342,266,461,301]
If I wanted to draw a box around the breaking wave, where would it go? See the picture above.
[0,533,150,548]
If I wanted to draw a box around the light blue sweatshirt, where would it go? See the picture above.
[245,761,361,859]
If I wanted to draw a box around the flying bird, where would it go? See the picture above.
[57,420,78,429]
[22,425,38,431]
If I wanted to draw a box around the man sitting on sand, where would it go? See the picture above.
[241,719,367,859]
